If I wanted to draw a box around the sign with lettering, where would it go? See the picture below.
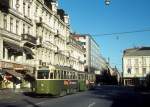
[64,80,69,85]
[69,81,77,85]
[0,61,33,71]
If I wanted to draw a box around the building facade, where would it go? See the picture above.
[123,47,150,86]
[72,34,101,74]
[0,0,85,90]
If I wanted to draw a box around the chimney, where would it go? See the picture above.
[64,14,69,25]
[51,0,58,12]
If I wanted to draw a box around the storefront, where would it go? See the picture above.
[0,61,35,90]
[123,77,140,86]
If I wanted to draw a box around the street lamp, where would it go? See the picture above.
[105,0,111,5]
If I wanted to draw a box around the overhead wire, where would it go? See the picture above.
[92,28,150,36]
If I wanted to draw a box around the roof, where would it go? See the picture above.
[123,47,150,56]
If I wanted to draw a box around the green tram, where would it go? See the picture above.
[35,65,95,96]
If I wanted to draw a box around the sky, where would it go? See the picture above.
[59,0,150,71]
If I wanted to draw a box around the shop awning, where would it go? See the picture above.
[23,46,34,55]
[3,69,23,78]
[26,72,35,78]
[4,42,23,53]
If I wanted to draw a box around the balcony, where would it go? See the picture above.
[21,34,37,47]
[0,0,9,13]
[0,28,21,40]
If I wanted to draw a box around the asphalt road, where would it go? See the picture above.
[0,85,150,107]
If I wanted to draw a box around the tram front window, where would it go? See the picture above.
[37,70,49,79]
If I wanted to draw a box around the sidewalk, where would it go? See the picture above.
[0,88,32,100]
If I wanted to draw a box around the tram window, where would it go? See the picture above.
[57,70,60,79]
[67,72,69,79]
[80,74,82,80]
[37,70,49,79]
[61,71,63,79]
[50,72,53,79]
[68,72,70,79]
[73,73,75,79]
[78,74,80,80]
[54,70,57,79]
[75,73,77,79]
[64,71,66,79]
[70,72,72,79]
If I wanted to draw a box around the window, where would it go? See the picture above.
[28,26,30,34]
[16,0,19,11]
[127,68,131,74]
[142,68,146,75]
[23,3,25,15]
[50,72,53,79]
[3,14,7,30]
[61,71,63,79]
[135,68,139,74]
[135,59,138,65]
[142,58,146,65]
[37,70,49,79]
[49,14,51,23]
[54,70,57,79]
[127,59,131,66]
[16,20,19,34]
[57,70,60,79]
[10,0,13,8]
[23,24,25,34]
[10,17,13,32]
[35,5,38,15]
[64,71,66,79]
[28,5,30,17]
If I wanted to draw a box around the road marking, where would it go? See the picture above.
[88,102,96,107]
[36,101,46,105]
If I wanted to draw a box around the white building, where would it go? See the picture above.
[72,34,101,74]
[123,47,150,86]
[0,0,85,90]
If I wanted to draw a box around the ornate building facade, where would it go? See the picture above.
[0,0,85,90]
[123,47,150,86]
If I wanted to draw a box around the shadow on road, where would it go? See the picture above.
[89,85,150,107]
[6,105,17,107]
[23,92,56,98]
[23,99,39,107]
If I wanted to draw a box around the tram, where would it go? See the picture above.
[35,65,95,96]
